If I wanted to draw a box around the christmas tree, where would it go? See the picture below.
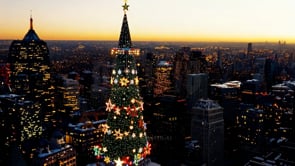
[96,1,151,165]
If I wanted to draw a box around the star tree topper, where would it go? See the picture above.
[122,0,129,13]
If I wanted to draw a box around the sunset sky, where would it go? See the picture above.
[1,0,295,43]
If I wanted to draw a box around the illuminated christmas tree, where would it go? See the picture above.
[96,1,151,165]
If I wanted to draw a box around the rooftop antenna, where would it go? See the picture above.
[30,10,33,30]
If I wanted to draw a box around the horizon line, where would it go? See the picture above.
[0,38,294,44]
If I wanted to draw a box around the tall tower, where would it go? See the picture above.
[153,60,173,96]
[174,47,204,98]
[96,1,150,165]
[187,73,208,109]
[7,16,54,123]
[247,42,253,55]
[191,99,224,166]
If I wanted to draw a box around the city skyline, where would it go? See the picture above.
[1,0,295,43]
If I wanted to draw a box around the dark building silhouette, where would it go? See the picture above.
[0,94,42,165]
[191,99,224,166]
[247,43,253,55]
[7,16,54,124]
[79,70,93,100]
[145,95,186,164]
[210,81,241,124]
[265,58,279,91]
[174,47,205,98]
[186,73,208,110]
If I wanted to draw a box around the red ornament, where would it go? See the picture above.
[127,106,138,117]
[138,119,144,129]
[122,156,130,164]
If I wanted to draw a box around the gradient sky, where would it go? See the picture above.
[1,0,295,42]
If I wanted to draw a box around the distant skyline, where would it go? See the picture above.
[0,0,295,43]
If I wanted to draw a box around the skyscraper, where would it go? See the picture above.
[56,77,80,113]
[174,48,206,98]
[187,73,208,109]
[0,94,42,165]
[153,60,173,96]
[191,99,224,166]
[7,16,54,123]
[96,1,150,165]
[247,43,253,55]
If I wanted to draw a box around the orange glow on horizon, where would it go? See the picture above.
[2,31,294,44]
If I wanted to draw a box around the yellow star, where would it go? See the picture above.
[104,156,111,164]
[101,124,110,134]
[102,147,108,152]
[122,0,129,12]
[135,76,139,85]
[120,77,129,86]
[124,131,129,136]
[114,107,121,115]
[110,76,114,85]
[137,153,142,159]
[106,99,114,112]
[114,157,124,166]
[114,129,123,139]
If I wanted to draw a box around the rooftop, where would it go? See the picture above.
[194,99,222,110]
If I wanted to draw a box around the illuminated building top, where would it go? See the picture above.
[23,16,40,42]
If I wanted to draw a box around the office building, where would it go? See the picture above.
[0,94,42,164]
[7,16,54,123]
[247,43,253,54]
[80,70,93,100]
[0,94,42,143]
[191,99,224,166]
[56,76,80,114]
[210,81,241,123]
[153,60,173,96]
[237,107,265,146]
[33,131,76,166]
[187,73,208,109]
[35,145,76,166]
[174,48,205,97]
[67,119,106,163]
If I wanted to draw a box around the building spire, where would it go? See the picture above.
[118,0,132,48]
[30,10,33,30]
[23,10,40,41]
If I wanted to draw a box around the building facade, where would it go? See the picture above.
[191,99,224,166]
[7,17,54,124]
[67,119,106,164]
[187,73,208,109]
